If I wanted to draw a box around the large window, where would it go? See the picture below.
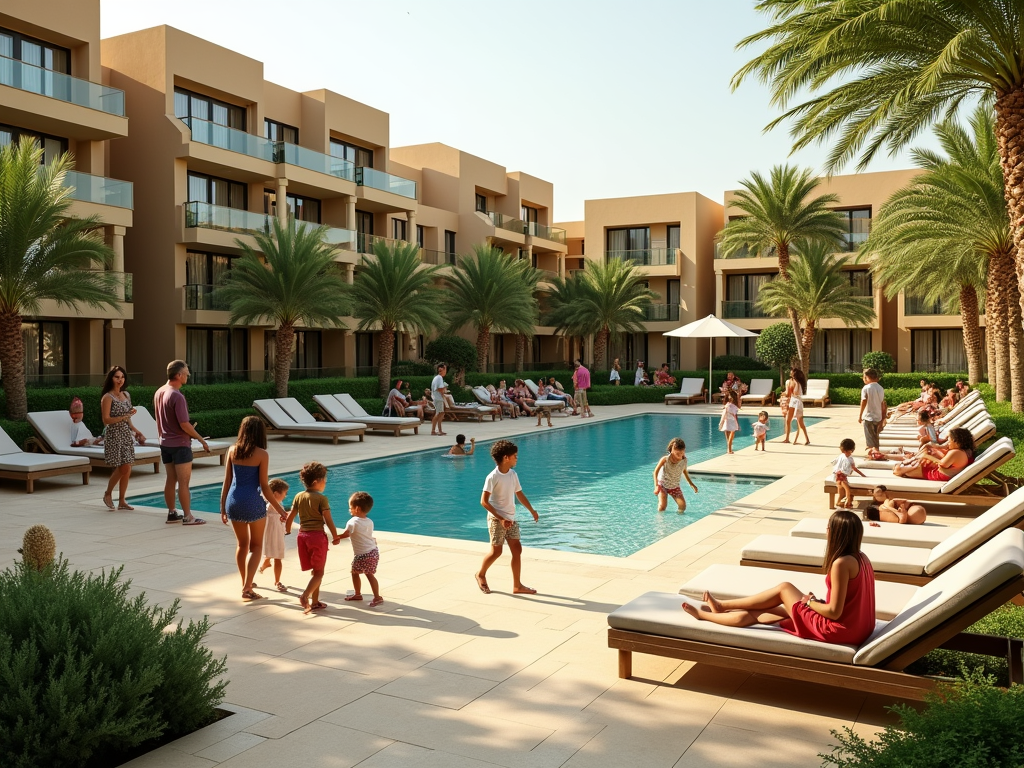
[22,321,67,379]
[185,251,233,310]
[726,337,759,360]
[263,118,297,144]
[174,87,245,130]
[809,329,872,373]
[416,225,425,248]
[265,330,321,371]
[912,329,968,373]
[837,208,871,252]
[0,123,66,166]
[263,190,320,223]
[392,218,407,241]
[475,193,487,213]
[667,225,680,251]
[444,230,456,256]
[846,269,873,295]
[329,138,372,168]
[188,172,246,209]
[355,332,373,372]
[521,205,538,223]
[0,27,70,73]
[356,210,374,235]
[187,327,247,374]
[606,227,649,255]
[724,273,774,318]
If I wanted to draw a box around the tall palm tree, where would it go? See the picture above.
[216,218,349,398]
[443,244,539,373]
[349,240,444,396]
[548,259,656,370]
[716,165,848,369]
[757,241,876,369]
[732,1,1024,335]
[0,141,121,419]
[862,106,1011,391]
[542,272,592,365]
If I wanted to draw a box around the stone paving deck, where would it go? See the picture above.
[2,400,963,767]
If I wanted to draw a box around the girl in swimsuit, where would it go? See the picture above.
[782,367,810,445]
[893,427,974,481]
[864,485,927,525]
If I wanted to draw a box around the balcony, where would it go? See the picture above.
[322,225,356,248]
[277,143,355,182]
[721,300,775,319]
[184,201,271,236]
[355,167,416,200]
[357,233,405,255]
[184,284,229,311]
[0,55,125,115]
[714,242,756,259]
[606,248,678,266]
[905,296,959,315]
[526,221,566,244]
[488,211,527,235]
[63,170,133,209]
[644,304,680,322]
[420,248,457,266]
[183,117,274,162]
[842,220,871,252]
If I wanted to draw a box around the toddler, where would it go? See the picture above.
[864,485,927,526]
[831,438,866,509]
[339,491,383,607]
[291,461,341,613]
[718,390,740,454]
[447,434,475,456]
[258,478,290,592]
[652,438,699,512]
[69,397,103,446]
[752,411,769,451]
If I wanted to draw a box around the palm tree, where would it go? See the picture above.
[548,259,656,370]
[716,165,847,369]
[757,241,876,370]
[542,272,593,365]
[349,240,444,396]
[862,106,1012,392]
[0,141,121,419]
[216,218,349,398]
[443,244,539,373]
[732,1,1024,335]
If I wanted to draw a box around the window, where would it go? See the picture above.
[329,138,373,168]
[837,208,871,251]
[0,123,66,166]
[187,327,248,374]
[263,190,320,223]
[726,338,759,360]
[667,337,680,370]
[809,329,872,373]
[521,205,538,223]
[185,251,233,310]
[606,227,649,255]
[392,218,407,241]
[188,172,246,209]
[912,329,967,373]
[475,193,487,213]
[266,330,321,371]
[0,27,70,73]
[263,118,297,144]
[355,332,373,371]
[174,87,246,130]
[416,224,425,248]
[667,225,680,251]
[356,210,374,235]
[723,273,774,318]
[846,269,873,296]
[22,321,67,379]
[444,230,456,255]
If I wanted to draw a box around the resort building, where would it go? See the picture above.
[0,0,134,385]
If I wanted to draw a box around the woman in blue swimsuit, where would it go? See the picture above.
[220,416,289,602]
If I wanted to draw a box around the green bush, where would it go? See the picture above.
[861,350,896,374]
[713,355,769,371]
[755,322,797,373]
[0,559,226,768]
[830,387,921,407]
[822,673,1024,767]
[587,385,678,405]
[424,336,477,381]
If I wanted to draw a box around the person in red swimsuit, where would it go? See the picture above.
[893,427,974,481]
[681,510,876,646]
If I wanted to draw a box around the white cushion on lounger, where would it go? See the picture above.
[666,378,706,402]
[678,563,918,621]
[329,394,420,427]
[131,406,230,451]
[740,379,773,402]
[313,394,353,421]
[27,411,161,460]
[855,529,1024,666]
[924,485,1024,574]
[741,535,931,575]
[254,400,365,432]
[789,518,956,549]
[524,379,540,397]
[608,591,871,663]
[0,452,88,472]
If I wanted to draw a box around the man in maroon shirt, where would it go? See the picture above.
[154,360,209,525]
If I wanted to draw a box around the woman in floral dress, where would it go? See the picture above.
[100,365,145,510]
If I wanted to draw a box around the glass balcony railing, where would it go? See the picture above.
[643,304,680,322]
[183,284,230,311]
[183,117,275,161]
[277,143,355,181]
[721,300,775,319]
[0,55,125,115]
[488,211,527,235]
[842,220,871,252]
[184,201,272,236]
[322,226,356,247]
[714,242,755,259]
[419,248,457,266]
[606,248,678,266]
[526,221,567,244]
[356,233,402,254]
[63,170,133,209]
[355,167,417,199]
[905,296,959,315]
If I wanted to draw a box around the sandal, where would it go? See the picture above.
[310,601,327,611]
[182,517,206,526]
[102,492,115,510]
[344,594,363,601]
[242,590,265,602]
[275,582,288,592]
[118,502,134,511]
[369,596,384,607]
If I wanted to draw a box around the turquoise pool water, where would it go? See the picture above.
[131,414,810,557]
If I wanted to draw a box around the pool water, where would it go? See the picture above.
[131,414,806,557]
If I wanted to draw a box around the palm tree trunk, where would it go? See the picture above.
[476,326,490,373]
[776,241,805,371]
[959,284,983,386]
[377,326,395,397]
[986,290,1004,400]
[994,89,1024,400]
[0,311,27,420]
[987,249,1011,400]
[274,321,295,399]
[593,327,609,370]
[515,333,526,373]
[1007,272,1024,412]
[799,320,815,372]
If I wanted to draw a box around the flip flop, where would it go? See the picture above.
[182,517,206,526]
[242,590,264,602]
[311,601,328,611]
[369,596,384,607]
[475,576,491,594]
[276,582,288,592]
[102,493,115,510]
[118,503,134,511]
[344,594,364,601]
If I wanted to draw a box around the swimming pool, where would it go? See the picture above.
[131,414,808,557]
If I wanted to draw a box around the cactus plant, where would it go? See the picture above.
[19,524,55,571]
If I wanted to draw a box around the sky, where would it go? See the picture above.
[100,0,933,221]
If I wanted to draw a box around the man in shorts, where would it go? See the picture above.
[154,359,209,525]
[475,439,540,595]
[430,363,448,436]
[573,358,594,418]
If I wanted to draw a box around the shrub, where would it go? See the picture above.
[587,385,678,405]
[822,673,1024,767]
[713,355,769,371]
[755,322,798,374]
[0,560,226,768]
[424,336,477,384]
[861,350,896,374]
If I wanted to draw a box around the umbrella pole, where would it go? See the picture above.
[708,340,713,404]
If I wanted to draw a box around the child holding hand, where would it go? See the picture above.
[291,461,341,613]
[832,438,866,509]
[257,478,290,593]
[339,491,383,607]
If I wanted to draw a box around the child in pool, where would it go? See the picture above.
[752,411,769,451]
[447,434,475,456]
[652,438,699,512]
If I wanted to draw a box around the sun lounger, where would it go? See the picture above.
[470,386,508,419]
[864,419,997,468]
[442,396,500,421]
[739,378,774,406]
[0,423,90,492]
[877,406,989,443]
[885,389,982,427]
[313,394,420,436]
[823,437,1016,508]
[664,378,706,406]
[27,410,161,473]
[253,399,366,444]
[130,406,230,464]
[609,528,1024,699]
[522,379,570,414]
[804,378,830,407]
[880,400,986,438]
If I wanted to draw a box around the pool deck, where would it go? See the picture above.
[2,400,970,767]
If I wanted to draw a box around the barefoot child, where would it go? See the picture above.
[339,491,383,607]
[257,478,289,593]
[752,411,769,451]
[864,485,927,526]
[831,438,866,509]
[653,438,699,512]
[719,390,740,454]
[447,434,475,455]
[475,439,540,595]
[291,462,341,613]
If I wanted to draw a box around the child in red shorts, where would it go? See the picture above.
[338,491,383,607]
[291,461,341,613]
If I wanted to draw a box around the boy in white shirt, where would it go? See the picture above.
[339,491,383,607]
[475,440,540,595]
[832,438,867,509]
[858,368,887,457]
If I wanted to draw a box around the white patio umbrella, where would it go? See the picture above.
[663,314,759,396]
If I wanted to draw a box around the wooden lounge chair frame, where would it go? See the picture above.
[804,380,831,407]
[609,573,1024,700]
[664,378,706,406]
[25,435,160,473]
[824,469,1018,510]
[0,462,91,493]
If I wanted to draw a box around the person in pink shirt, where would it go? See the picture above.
[572,359,594,418]
[154,359,209,525]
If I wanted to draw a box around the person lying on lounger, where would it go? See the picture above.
[864,485,927,526]
[893,427,975,481]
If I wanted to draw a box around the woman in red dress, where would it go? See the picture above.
[681,510,876,646]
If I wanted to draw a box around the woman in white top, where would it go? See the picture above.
[634,362,648,386]
[782,367,811,445]
[610,358,621,385]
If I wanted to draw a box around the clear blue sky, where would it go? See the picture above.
[101,0,929,220]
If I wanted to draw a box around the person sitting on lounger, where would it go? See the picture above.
[386,379,413,418]
[864,485,927,526]
[719,371,746,398]
[654,364,676,387]
[893,427,974,480]
[681,510,876,646]
[940,388,959,409]
[544,378,578,414]
[509,380,535,416]
[488,383,519,419]
[634,361,649,386]
[890,380,931,418]
[69,396,103,446]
